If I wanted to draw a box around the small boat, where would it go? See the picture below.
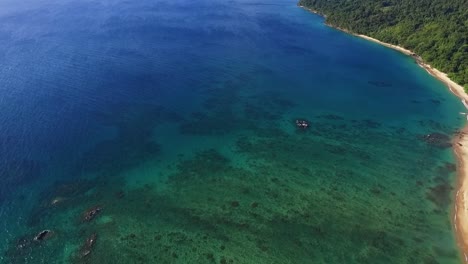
[295,119,309,129]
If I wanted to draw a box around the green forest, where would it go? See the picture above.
[299,0,468,90]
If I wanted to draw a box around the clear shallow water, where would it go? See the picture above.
[0,0,465,263]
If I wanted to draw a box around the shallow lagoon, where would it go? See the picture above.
[0,0,465,263]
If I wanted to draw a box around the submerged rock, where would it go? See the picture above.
[50,197,65,206]
[33,229,53,242]
[5,230,55,261]
[115,190,125,199]
[82,206,102,222]
[80,233,97,258]
[15,236,32,251]
[4,236,33,262]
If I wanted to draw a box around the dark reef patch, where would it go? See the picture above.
[80,138,161,174]
[316,114,344,121]
[78,104,169,175]
[434,162,457,182]
[243,102,281,121]
[361,119,381,129]
[325,143,347,155]
[168,149,230,183]
[417,120,449,131]
[419,133,452,149]
[180,111,242,135]
[179,88,296,136]
[426,182,453,209]
[247,91,296,111]
[4,229,59,263]
[179,87,243,135]
[368,81,392,87]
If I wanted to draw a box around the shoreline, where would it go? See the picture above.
[354,31,468,264]
[454,128,468,263]
[299,5,468,263]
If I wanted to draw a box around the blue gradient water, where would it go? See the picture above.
[0,0,465,263]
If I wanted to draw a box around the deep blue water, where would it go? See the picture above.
[0,0,465,263]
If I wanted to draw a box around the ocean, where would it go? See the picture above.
[0,0,465,263]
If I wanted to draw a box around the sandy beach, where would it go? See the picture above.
[455,129,468,263]
[299,5,468,263]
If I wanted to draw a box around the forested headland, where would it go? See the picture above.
[299,0,468,90]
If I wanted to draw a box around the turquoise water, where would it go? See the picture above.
[0,0,465,263]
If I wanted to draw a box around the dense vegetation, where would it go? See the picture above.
[299,0,468,90]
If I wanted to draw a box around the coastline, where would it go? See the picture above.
[299,5,468,263]
[455,128,468,263]
[353,31,468,264]
[349,34,468,102]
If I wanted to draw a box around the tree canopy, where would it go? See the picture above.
[299,0,468,90]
